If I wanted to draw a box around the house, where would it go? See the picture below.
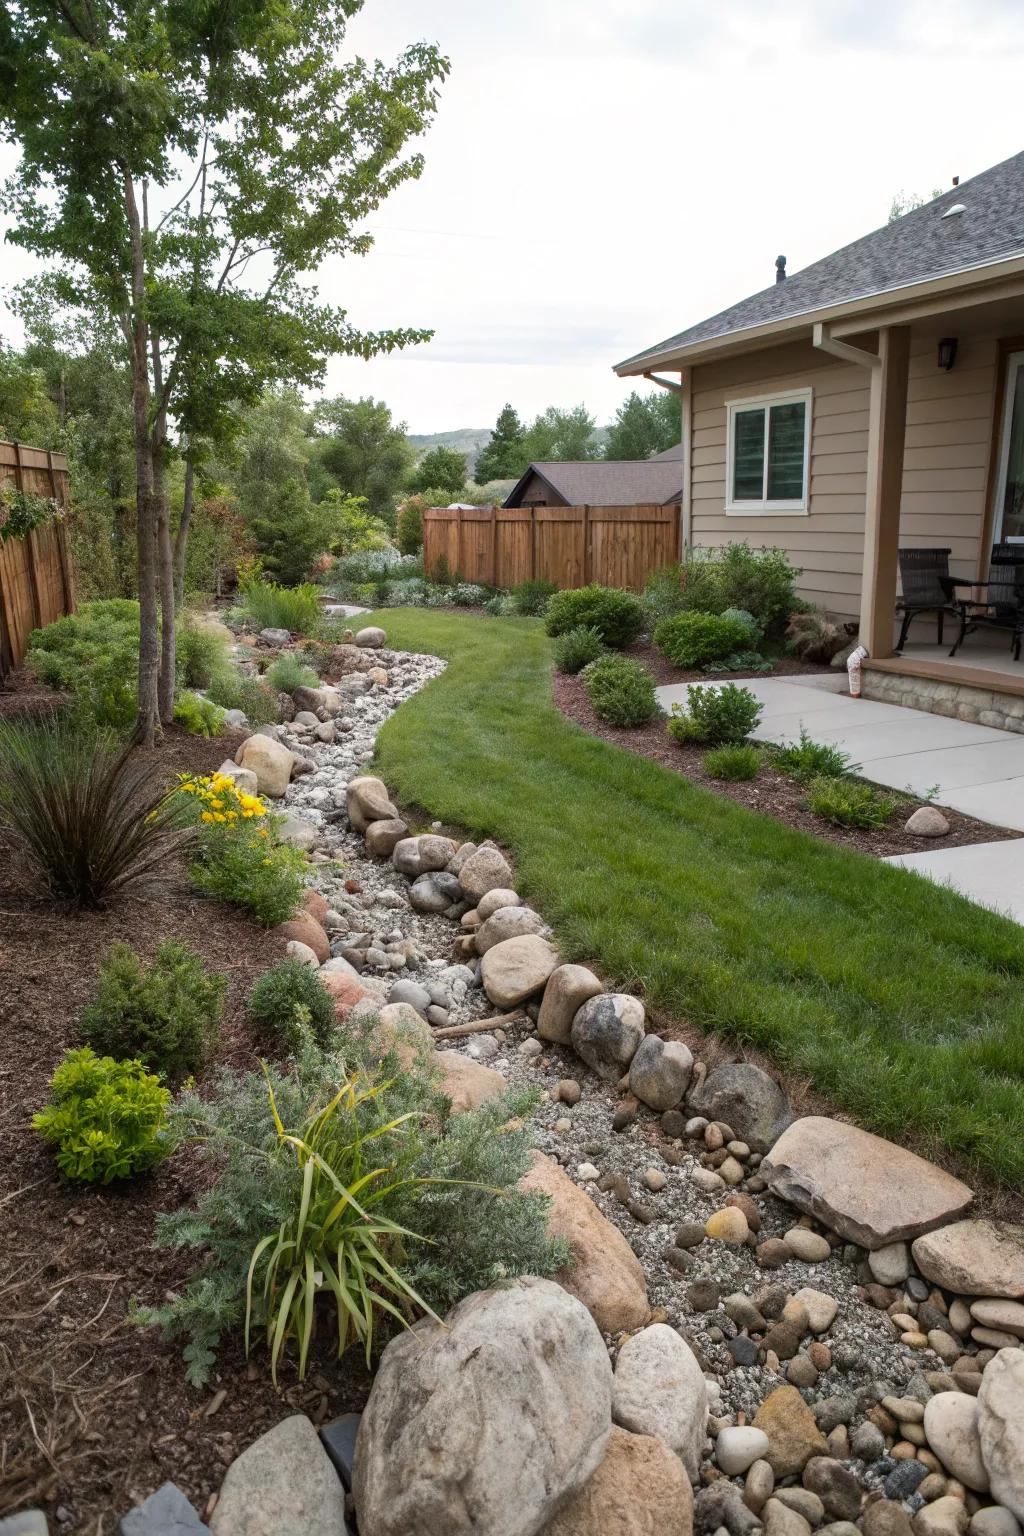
[615,149,1024,725]
[504,453,682,509]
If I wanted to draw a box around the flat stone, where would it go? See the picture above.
[628,1034,694,1113]
[687,1062,791,1153]
[210,1415,344,1535]
[480,935,559,1009]
[120,1482,210,1534]
[969,1299,1024,1338]
[763,1117,973,1249]
[537,964,604,1044]
[571,994,646,1081]
[433,1051,505,1113]
[612,1323,707,1481]
[978,1349,1024,1522]
[543,1424,694,1536]
[912,1222,1024,1299]
[753,1386,828,1477]
[520,1150,649,1335]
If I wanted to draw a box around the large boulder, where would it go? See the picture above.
[353,1278,612,1536]
[571,995,645,1082]
[912,1221,1024,1299]
[210,1414,345,1536]
[537,965,604,1045]
[373,1003,434,1069]
[923,1394,989,1493]
[520,1151,649,1335]
[458,844,515,901]
[235,733,294,797]
[686,1062,790,1153]
[417,834,457,872]
[346,776,399,833]
[355,625,387,648]
[612,1324,708,1482]
[628,1035,694,1113]
[977,1350,1024,1521]
[274,911,330,964]
[365,818,409,859]
[762,1117,973,1249]
[480,936,560,1009]
[434,1050,506,1113]
[542,1425,694,1536]
[475,906,548,954]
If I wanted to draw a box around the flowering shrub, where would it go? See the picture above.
[175,772,305,925]
[33,1047,172,1183]
[176,770,267,829]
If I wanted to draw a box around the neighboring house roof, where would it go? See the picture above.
[617,149,1024,373]
[504,458,682,508]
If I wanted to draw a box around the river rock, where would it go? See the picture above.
[259,626,291,646]
[694,1482,763,1536]
[434,1051,506,1113]
[346,775,399,832]
[416,834,457,871]
[543,1425,693,1536]
[355,626,387,647]
[365,818,409,858]
[210,1414,344,1535]
[802,1457,862,1521]
[869,1242,911,1286]
[480,935,560,1009]
[458,844,515,901]
[274,911,330,964]
[977,1349,1024,1521]
[537,965,604,1045]
[628,1034,694,1112]
[372,1003,434,1069]
[970,1299,1024,1338]
[923,1394,989,1493]
[519,1150,649,1335]
[352,1278,611,1536]
[571,994,645,1081]
[913,1497,970,1536]
[474,906,548,954]
[717,1426,771,1476]
[686,1062,791,1153]
[763,1117,973,1248]
[912,1222,1024,1299]
[753,1386,828,1476]
[409,872,463,914]
[476,886,521,919]
[612,1323,707,1481]
[235,733,294,797]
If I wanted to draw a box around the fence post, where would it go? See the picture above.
[530,506,537,580]
[582,505,591,585]
[490,505,497,587]
[13,442,43,630]
[455,507,463,581]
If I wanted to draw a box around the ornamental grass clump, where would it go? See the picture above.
[243,581,322,635]
[265,651,319,694]
[581,654,658,726]
[33,1047,172,1183]
[176,770,305,925]
[173,690,225,736]
[807,776,896,829]
[82,941,226,1085]
[551,625,604,674]
[704,743,761,781]
[0,718,189,907]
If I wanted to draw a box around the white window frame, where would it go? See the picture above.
[725,387,812,515]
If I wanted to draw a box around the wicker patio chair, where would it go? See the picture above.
[895,547,957,651]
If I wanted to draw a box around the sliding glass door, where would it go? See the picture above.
[994,351,1024,543]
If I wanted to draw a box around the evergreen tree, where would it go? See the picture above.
[604,390,680,460]
[475,403,527,482]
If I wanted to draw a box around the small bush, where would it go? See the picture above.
[807,776,895,829]
[265,652,319,694]
[27,599,139,728]
[545,584,646,648]
[706,650,773,676]
[642,563,688,625]
[243,582,322,635]
[395,497,425,555]
[582,655,658,726]
[33,1047,172,1183]
[82,941,226,1084]
[643,545,800,637]
[667,682,763,745]
[173,691,226,737]
[719,607,762,648]
[206,670,280,726]
[0,719,189,907]
[483,593,516,616]
[552,625,605,674]
[176,771,305,926]
[512,578,558,616]
[177,621,229,690]
[704,743,761,781]
[774,726,859,783]
[247,959,337,1055]
[653,610,755,669]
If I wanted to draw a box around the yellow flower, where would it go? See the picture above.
[201,811,214,824]
[258,827,269,838]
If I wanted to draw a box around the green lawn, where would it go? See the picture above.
[369,608,1024,1188]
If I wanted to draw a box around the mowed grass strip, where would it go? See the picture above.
[370,609,1024,1187]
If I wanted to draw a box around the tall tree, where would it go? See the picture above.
[604,390,680,460]
[475,402,527,483]
[522,405,598,462]
[315,395,412,520]
[408,445,468,496]
[1,1,447,742]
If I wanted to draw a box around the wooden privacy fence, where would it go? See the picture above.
[0,440,75,680]
[423,503,682,592]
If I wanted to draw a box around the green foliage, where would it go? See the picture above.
[173,691,226,737]
[551,625,605,674]
[0,487,61,544]
[0,338,61,444]
[82,941,225,1085]
[315,396,414,521]
[177,619,229,690]
[243,582,322,635]
[409,445,467,496]
[189,815,306,927]
[511,578,558,616]
[522,404,598,462]
[807,776,896,829]
[0,718,188,907]
[141,1032,568,1385]
[320,488,390,557]
[395,496,425,555]
[265,652,319,694]
[33,1047,172,1184]
[718,607,762,648]
[544,584,646,648]
[653,611,756,669]
[642,562,688,625]
[474,403,527,483]
[667,683,763,745]
[604,390,680,460]
[27,599,140,728]
[644,545,800,636]
[582,655,658,727]
[706,650,773,676]
[246,960,337,1055]
[205,669,281,726]
[704,743,762,781]
[774,727,859,784]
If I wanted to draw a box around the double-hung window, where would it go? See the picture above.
[725,388,811,513]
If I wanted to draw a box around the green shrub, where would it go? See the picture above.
[582,654,658,726]
[667,682,763,745]
[653,610,755,669]
[774,726,859,783]
[545,584,646,648]
[140,1030,569,1386]
[706,650,773,676]
[191,831,305,926]
[265,652,319,694]
[243,581,322,635]
[704,743,762,781]
[173,691,226,737]
[551,625,605,674]
[807,776,895,829]
[33,1047,172,1183]
[246,959,337,1055]
[512,578,558,616]
[644,545,799,636]
[27,599,140,728]
[0,718,189,907]
[81,941,226,1085]
[395,497,425,555]
[177,620,229,689]
[206,669,281,726]
[719,607,762,648]
[483,593,516,616]
[642,563,688,625]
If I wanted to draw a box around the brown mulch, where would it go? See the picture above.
[553,652,1019,858]
[0,723,371,1530]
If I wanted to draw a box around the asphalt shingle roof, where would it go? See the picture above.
[504,458,682,507]
[617,150,1024,370]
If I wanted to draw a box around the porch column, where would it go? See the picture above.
[860,325,910,657]
[680,364,693,550]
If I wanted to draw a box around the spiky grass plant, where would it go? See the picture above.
[243,581,322,635]
[0,718,190,907]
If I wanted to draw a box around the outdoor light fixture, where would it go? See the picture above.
[938,337,958,371]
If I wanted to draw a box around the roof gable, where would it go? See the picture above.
[505,458,682,508]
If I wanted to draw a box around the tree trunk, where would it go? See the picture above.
[173,452,195,608]
[154,445,176,723]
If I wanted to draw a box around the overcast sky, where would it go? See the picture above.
[2,0,1024,434]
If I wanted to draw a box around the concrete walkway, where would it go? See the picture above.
[885,841,1024,925]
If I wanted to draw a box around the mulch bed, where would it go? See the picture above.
[553,647,1019,858]
[0,722,371,1529]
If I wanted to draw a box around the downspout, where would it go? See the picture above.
[643,368,691,550]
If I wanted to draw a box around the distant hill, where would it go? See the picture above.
[406,427,491,474]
